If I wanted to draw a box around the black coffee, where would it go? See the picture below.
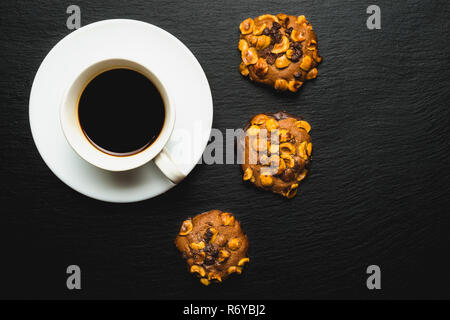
[78,68,165,156]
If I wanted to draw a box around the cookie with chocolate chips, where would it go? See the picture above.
[238,14,322,92]
[175,210,249,286]
[240,111,312,198]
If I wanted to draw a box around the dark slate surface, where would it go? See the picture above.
[1,0,449,299]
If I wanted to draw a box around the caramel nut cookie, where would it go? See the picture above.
[240,111,312,198]
[238,14,322,92]
[175,210,249,286]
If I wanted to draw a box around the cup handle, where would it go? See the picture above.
[153,147,185,184]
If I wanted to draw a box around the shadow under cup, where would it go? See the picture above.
[60,58,175,172]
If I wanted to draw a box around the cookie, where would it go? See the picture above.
[175,210,249,286]
[240,111,312,198]
[238,14,322,92]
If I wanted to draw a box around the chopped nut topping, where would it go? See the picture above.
[242,47,258,65]
[280,142,296,155]
[255,14,279,23]
[243,167,253,181]
[248,35,258,46]
[297,15,307,24]
[306,67,318,80]
[300,55,313,71]
[290,29,305,42]
[275,54,291,69]
[286,49,294,59]
[247,125,261,136]
[288,80,303,92]
[227,238,241,251]
[238,39,248,51]
[179,219,193,236]
[190,265,206,277]
[227,266,243,275]
[285,183,299,199]
[298,141,308,160]
[297,169,308,182]
[260,174,273,187]
[218,249,231,262]
[253,23,267,35]
[239,62,249,76]
[256,35,271,50]
[200,278,210,286]
[265,118,279,131]
[272,35,289,53]
[251,114,268,125]
[189,241,206,251]
[238,257,250,267]
[239,18,254,34]
[295,120,311,133]
[281,153,295,168]
[274,79,288,90]
[220,212,235,226]
[208,273,222,282]
[307,142,312,156]
[254,57,269,77]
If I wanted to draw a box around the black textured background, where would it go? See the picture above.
[1,0,450,299]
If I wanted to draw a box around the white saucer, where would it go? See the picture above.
[29,19,213,203]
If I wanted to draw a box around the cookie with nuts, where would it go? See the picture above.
[175,210,249,286]
[238,14,322,92]
[240,111,312,198]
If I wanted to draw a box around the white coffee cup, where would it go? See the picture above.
[60,58,185,184]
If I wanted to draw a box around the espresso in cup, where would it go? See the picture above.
[77,68,165,156]
[61,58,184,181]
